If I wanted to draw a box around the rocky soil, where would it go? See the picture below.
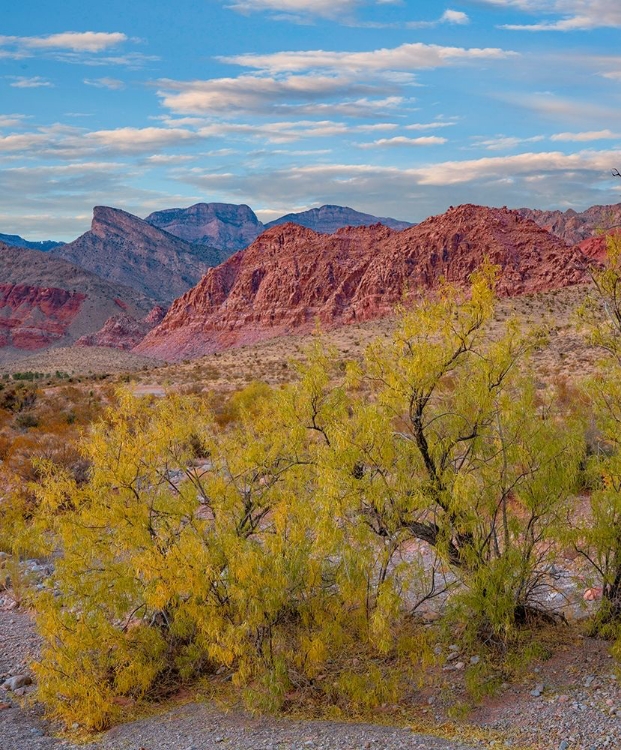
[0,345,162,373]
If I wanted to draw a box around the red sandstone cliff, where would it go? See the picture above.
[135,204,590,362]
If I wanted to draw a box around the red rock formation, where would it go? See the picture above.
[76,305,167,350]
[576,229,621,264]
[0,284,86,350]
[136,204,590,362]
[0,241,153,359]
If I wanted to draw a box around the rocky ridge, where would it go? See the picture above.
[51,207,228,304]
[136,204,589,362]
[0,233,63,252]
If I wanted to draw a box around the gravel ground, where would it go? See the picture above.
[3,603,621,750]
[0,608,480,750]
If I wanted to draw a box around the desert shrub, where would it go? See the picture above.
[571,232,621,632]
[30,270,585,730]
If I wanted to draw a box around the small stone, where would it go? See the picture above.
[2,674,32,691]
[558,694,569,703]
[559,742,569,750]
[215,738,224,743]
[470,655,480,665]
[454,661,465,670]
[0,702,10,710]
[530,683,544,698]
[446,651,460,662]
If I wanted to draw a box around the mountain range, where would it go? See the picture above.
[0,233,64,253]
[50,207,228,304]
[2,199,621,364]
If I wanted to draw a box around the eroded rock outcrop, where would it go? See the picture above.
[76,305,167,350]
[0,285,86,350]
[136,204,590,362]
[0,241,152,358]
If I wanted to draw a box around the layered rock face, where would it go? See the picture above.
[136,204,589,362]
[145,203,263,253]
[519,203,621,246]
[0,285,86,350]
[51,207,227,303]
[76,305,166,350]
[264,204,413,233]
[0,241,152,357]
[0,233,63,252]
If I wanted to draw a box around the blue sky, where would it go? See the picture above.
[3,0,621,240]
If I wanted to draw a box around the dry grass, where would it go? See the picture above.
[130,282,603,395]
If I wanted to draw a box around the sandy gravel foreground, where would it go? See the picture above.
[4,603,621,750]
[0,609,480,750]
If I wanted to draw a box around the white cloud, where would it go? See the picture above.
[86,126,200,152]
[7,76,53,89]
[482,0,621,30]
[0,125,202,159]
[501,91,621,125]
[359,135,448,148]
[442,9,469,24]
[227,0,354,16]
[0,32,151,67]
[551,129,621,141]
[0,114,29,129]
[219,42,516,75]
[158,74,390,115]
[405,121,457,131]
[406,9,470,28]
[22,31,127,52]
[84,77,125,90]
[224,0,389,19]
[472,134,545,150]
[0,31,127,54]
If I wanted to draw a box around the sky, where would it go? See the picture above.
[3,0,621,240]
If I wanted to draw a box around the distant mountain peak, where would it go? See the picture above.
[0,232,64,253]
[264,204,413,233]
[145,202,263,252]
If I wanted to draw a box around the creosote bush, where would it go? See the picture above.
[28,268,592,730]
